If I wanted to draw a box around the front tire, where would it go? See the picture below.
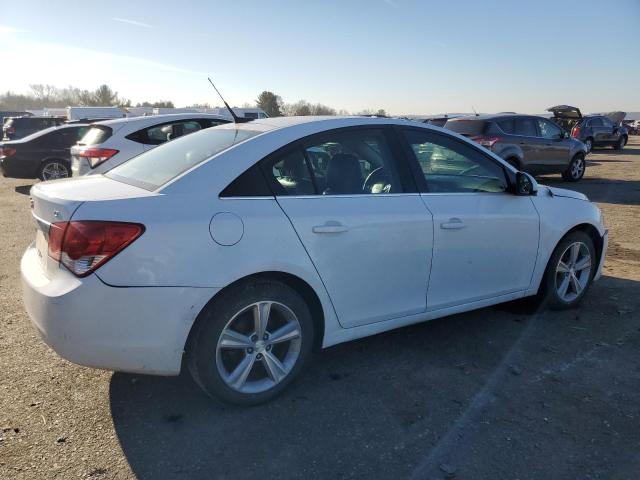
[39,160,70,181]
[614,136,625,150]
[540,231,596,310]
[561,153,585,182]
[188,279,314,405]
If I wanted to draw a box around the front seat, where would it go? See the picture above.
[324,153,363,195]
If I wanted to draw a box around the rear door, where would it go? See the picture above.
[600,116,618,143]
[514,117,545,166]
[399,128,539,310]
[589,117,608,144]
[267,126,434,328]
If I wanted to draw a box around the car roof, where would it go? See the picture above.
[92,113,229,128]
[445,113,530,122]
[3,123,89,144]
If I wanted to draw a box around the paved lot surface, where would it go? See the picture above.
[1,138,639,479]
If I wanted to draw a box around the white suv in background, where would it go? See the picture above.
[70,113,229,176]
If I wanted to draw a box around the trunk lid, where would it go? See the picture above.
[546,105,582,120]
[604,111,626,124]
[29,176,156,277]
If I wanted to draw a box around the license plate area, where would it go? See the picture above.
[35,228,48,265]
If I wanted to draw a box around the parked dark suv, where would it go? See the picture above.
[2,116,65,140]
[444,114,589,181]
[0,124,89,180]
[547,105,628,152]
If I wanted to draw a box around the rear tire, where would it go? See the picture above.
[561,153,585,182]
[187,279,314,405]
[539,231,596,310]
[39,160,70,181]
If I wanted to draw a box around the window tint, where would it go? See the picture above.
[200,119,228,129]
[220,163,271,197]
[444,119,487,136]
[536,119,562,139]
[590,118,603,127]
[514,117,537,136]
[107,127,261,190]
[402,129,507,193]
[497,119,515,134]
[601,117,613,128]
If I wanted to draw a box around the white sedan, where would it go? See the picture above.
[22,116,607,405]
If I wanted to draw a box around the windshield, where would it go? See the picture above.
[106,126,262,190]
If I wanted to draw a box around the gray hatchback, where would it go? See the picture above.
[444,114,589,182]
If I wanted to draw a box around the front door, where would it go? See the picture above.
[264,127,434,328]
[399,128,540,310]
[513,117,545,167]
[536,118,571,167]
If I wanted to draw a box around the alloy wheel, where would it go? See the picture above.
[41,162,69,180]
[215,301,302,394]
[555,242,592,303]
[571,157,585,179]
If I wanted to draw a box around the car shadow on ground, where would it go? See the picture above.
[538,177,640,206]
[14,185,32,195]
[110,276,640,480]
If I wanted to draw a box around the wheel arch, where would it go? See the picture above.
[183,271,326,369]
[535,222,603,294]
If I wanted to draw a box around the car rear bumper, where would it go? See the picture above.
[594,229,608,282]
[21,244,219,375]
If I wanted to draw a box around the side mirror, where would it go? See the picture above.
[515,171,538,195]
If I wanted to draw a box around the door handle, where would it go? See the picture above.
[312,222,349,234]
[440,218,466,230]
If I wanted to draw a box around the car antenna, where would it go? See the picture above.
[472,105,478,116]
[207,77,250,123]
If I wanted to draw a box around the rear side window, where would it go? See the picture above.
[79,126,113,145]
[443,119,487,136]
[514,117,537,136]
[262,128,404,196]
[497,119,515,134]
[589,118,603,127]
[107,127,261,190]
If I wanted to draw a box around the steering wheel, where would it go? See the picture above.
[363,167,390,193]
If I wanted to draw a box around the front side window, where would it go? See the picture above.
[264,128,403,196]
[590,118,603,127]
[514,117,537,136]
[536,119,562,139]
[402,129,507,193]
[107,127,261,190]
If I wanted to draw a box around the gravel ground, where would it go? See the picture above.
[1,138,639,480]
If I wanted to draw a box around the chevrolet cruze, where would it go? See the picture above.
[21,117,608,405]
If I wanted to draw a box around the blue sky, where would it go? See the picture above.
[0,0,639,114]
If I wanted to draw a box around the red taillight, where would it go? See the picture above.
[78,148,119,168]
[471,135,501,149]
[571,126,581,138]
[47,221,144,277]
[0,147,17,157]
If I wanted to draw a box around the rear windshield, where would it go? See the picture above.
[79,126,113,145]
[444,119,487,136]
[106,126,262,190]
